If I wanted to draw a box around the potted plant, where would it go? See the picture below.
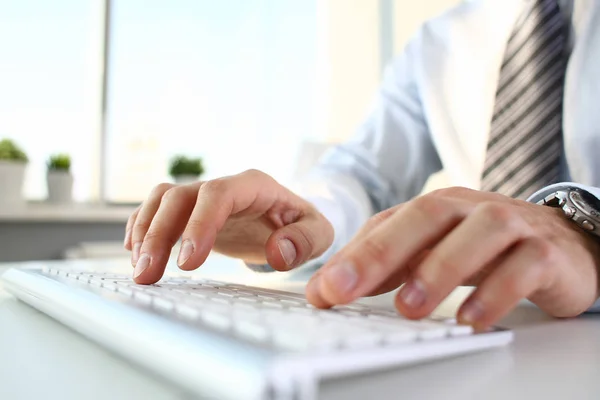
[169,155,204,184]
[0,139,28,208]
[46,153,73,204]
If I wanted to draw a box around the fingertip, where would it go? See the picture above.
[393,291,431,320]
[316,261,360,306]
[265,238,296,271]
[132,254,159,285]
[305,275,331,309]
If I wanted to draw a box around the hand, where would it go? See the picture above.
[306,187,600,329]
[124,169,333,284]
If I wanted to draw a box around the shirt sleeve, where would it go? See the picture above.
[528,182,600,312]
[246,31,442,273]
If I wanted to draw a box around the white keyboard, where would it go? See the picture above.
[1,266,513,400]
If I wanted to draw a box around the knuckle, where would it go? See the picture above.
[242,168,264,178]
[367,208,396,228]
[525,237,556,264]
[161,186,187,204]
[132,218,150,232]
[410,195,447,221]
[200,178,228,196]
[429,186,472,199]
[150,182,174,199]
[287,224,317,254]
[430,253,463,278]
[478,202,520,230]
[143,229,177,247]
[358,237,393,271]
[502,273,529,298]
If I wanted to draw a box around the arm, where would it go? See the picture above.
[296,33,442,262]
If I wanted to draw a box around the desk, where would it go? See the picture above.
[2,256,600,400]
[0,204,136,262]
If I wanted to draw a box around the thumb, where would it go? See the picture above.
[264,213,333,271]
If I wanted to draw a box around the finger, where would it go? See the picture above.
[133,185,199,284]
[130,183,175,266]
[347,205,402,243]
[395,202,532,319]
[364,249,430,297]
[312,196,474,307]
[264,212,334,271]
[305,270,330,309]
[176,170,295,271]
[305,204,405,303]
[124,205,141,251]
[454,237,556,330]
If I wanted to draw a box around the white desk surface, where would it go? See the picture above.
[1,256,600,400]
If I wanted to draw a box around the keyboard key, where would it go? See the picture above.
[133,292,153,306]
[175,304,201,320]
[236,296,259,303]
[272,328,340,352]
[153,297,175,312]
[260,301,284,309]
[341,330,383,349]
[201,310,232,331]
[101,282,117,291]
[116,286,134,296]
[234,320,269,342]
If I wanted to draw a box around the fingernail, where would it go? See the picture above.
[124,230,131,248]
[278,239,297,268]
[459,300,484,325]
[178,240,195,267]
[323,262,358,295]
[132,242,141,266]
[134,254,151,278]
[399,280,427,308]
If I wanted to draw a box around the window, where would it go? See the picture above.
[0,0,100,201]
[3,0,394,204]
[105,0,324,203]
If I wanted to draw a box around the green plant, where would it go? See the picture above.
[47,153,71,172]
[0,139,28,162]
[169,155,204,178]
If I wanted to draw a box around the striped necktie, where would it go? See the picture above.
[480,0,567,200]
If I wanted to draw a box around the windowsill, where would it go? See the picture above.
[0,202,137,223]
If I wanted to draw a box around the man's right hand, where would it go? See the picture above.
[123,169,334,284]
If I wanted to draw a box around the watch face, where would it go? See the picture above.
[571,189,600,218]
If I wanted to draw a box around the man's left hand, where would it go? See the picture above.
[305,187,600,329]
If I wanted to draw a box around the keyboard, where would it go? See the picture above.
[1,266,513,400]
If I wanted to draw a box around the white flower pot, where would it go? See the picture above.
[173,175,200,185]
[0,160,27,208]
[47,171,73,204]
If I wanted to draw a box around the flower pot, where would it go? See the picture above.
[173,175,200,185]
[47,171,73,204]
[0,160,27,208]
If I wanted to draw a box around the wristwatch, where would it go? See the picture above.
[537,188,600,238]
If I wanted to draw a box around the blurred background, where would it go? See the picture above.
[0,0,458,263]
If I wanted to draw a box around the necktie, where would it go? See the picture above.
[481,0,567,200]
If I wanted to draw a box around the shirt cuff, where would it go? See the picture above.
[526,182,600,203]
